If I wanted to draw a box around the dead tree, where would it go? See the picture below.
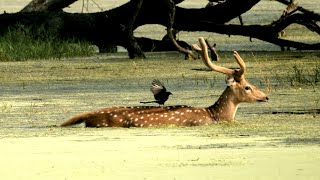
[0,0,319,59]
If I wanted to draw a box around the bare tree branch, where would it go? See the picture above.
[125,0,146,59]
[165,0,195,59]
[275,0,320,19]
[205,39,220,61]
[21,0,77,12]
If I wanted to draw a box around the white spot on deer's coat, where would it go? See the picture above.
[119,119,123,122]
[140,124,144,127]
[100,111,104,114]
[149,124,153,127]
[135,118,139,122]
[140,116,144,119]
[113,115,117,118]
[176,118,180,122]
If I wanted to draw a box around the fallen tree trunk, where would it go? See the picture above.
[0,0,319,59]
[0,0,261,58]
[21,0,78,12]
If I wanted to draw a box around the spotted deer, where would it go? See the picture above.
[61,37,268,128]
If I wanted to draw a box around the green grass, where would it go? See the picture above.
[0,25,95,61]
[0,1,320,179]
[0,0,319,147]
[288,65,320,86]
[0,51,319,140]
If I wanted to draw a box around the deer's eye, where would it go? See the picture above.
[245,86,251,91]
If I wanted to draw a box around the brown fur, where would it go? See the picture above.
[61,112,88,127]
[62,106,216,128]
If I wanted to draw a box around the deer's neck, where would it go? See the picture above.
[209,87,239,121]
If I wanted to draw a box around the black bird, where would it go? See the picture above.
[140,79,172,106]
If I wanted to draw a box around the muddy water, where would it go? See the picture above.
[0,1,320,179]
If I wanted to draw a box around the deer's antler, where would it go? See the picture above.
[192,37,246,79]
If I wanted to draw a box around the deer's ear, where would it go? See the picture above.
[225,75,235,86]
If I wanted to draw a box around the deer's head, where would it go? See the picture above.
[192,37,268,105]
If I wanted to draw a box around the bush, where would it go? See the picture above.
[289,65,320,86]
